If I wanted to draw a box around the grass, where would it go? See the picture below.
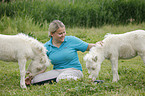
[0,23,145,95]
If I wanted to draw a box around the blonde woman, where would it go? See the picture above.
[26,20,96,85]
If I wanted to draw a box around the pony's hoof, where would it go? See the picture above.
[94,80,104,84]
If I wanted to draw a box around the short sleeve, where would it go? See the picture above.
[71,36,88,52]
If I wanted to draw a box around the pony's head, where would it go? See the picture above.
[84,44,104,81]
[27,52,50,78]
[18,33,51,78]
[84,51,98,81]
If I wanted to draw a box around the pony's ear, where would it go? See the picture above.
[40,55,51,67]
[37,64,43,70]
[84,53,98,62]
[40,56,46,63]
[92,56,97,62]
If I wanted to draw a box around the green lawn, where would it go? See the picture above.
[0,24,145,96]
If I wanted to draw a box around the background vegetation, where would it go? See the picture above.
[0,0,145,95]
[0,0,145,28]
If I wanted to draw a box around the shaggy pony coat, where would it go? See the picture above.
[84,30,145,82]
[0,33,50,88]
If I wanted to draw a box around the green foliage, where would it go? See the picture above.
[0,0,145,27]
[0,0,145,95]
[0,16,40,34]
[0,15,50,42]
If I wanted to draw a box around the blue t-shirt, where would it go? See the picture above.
[44,36,88,71]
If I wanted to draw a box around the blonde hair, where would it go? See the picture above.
[48,20,65,37]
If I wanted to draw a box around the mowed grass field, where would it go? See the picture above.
[0,23,145,96]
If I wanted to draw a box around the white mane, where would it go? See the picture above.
[104,33,118,39]
[17,33,47,53]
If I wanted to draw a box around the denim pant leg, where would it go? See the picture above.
[31,70,60,84]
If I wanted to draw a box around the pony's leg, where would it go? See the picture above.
[110,56,119,82]
[18,58,27,88]
[140,53,145,64]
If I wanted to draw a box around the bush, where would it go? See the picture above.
[0,0,145,27]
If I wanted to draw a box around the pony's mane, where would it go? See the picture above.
[104,33,114,38]
[104,33,120,39]
[17,33,47,53]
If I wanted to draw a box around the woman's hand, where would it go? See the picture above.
[86,43,95,51]
[96,41,104,46]
[86,41,104,51]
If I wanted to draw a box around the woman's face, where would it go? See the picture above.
[51,27,66,43]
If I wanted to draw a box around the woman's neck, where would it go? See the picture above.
[52,40,62,48]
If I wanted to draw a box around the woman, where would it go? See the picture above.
[26,20,96,85]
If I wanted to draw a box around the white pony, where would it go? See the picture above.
[84,30,145,82]
[0,33,50,88]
